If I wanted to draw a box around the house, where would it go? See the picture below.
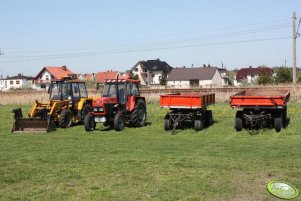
[94,71,119,83]
[234,66,273,86]
[0,74,33,91]
[33,66,75,90]
[77,73,93,81]
[166,67,223,88]
[131,59,172,85]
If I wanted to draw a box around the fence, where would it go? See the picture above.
[0,85,300,105]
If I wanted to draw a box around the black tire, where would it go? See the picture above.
[164,118,171,131]
[130,99,147,127]
[235,111,243,132]
[114,113,125,131]
[194,119,204,131]
[274,117,282,132]
[84,113,96,132]
[205,110,213,126]
[81,104,92,122]
[59,109,73,128]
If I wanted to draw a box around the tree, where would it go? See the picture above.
[274,67,292,84]
[257,68,272,85]
[159,73,167,85]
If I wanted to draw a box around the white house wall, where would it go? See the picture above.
[0,79,31,91]
[167,80,190,88]
[211,70,223,86]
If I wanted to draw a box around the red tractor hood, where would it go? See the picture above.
[92,97,117,107]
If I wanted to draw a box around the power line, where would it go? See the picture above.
[0,36,290,64]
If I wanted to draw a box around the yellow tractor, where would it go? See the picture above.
[12,77,93,133]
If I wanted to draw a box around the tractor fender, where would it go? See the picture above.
[127,97,146,112]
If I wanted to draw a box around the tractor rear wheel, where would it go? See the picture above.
[84,113,96,132]
[59,109,73,128]
[114,113,125,131]
[194,119,204,131]
[130,99,146,127]
[274,117,282,132]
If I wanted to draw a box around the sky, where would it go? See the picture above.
[0,0,301,76]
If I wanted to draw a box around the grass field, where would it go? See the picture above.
[0,103,301,201]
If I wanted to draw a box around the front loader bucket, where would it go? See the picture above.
[11,118,56,133]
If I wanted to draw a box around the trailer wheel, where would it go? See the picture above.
[274,117,282,132]
[84,113,96,132]
[164,118,171,131]
[114,113,125,131]
[205,110,213,126]
[59,109,73,128]
[194,120,204,131]
[235,111,243,132]
[130,99,146,127]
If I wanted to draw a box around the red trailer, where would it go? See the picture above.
[230,90,290,132]
[160,93,215,133]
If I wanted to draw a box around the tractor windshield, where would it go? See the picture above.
[50,82,71,100]
[102,82,126,98]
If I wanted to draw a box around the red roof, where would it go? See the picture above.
[35,66,75,80]
[85,74,92,80]
[236,67,273,81]
[95,71,118,82]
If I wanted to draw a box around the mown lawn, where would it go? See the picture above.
[0,103,301,201]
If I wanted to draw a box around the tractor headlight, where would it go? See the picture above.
[93,107,104,112]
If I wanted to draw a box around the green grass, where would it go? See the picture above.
[0,103,301,201]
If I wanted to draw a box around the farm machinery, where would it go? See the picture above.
[84,77,147,131]
[11,77,93,133]
[160,93,215,134]
[230,90,290,132]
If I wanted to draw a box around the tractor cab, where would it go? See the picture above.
[49,79,88,109]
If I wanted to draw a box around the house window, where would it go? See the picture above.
[5,81,7,88]
[143,68,147,73]
[41,84,46,88]
[152,74,155,78]
[10,81,13,85]
[145,74,148,78]
[16,80,20,85]
[46,75,49,81]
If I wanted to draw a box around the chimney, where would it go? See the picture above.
[18,73,21,76]
[203,64,206,67]
[62,66,67,71]
[249,66,252,68]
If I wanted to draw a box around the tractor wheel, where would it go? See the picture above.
[59,109,73,128]
[130,99,146,127]
[205,110,213,126]
[114,113,125,131]
[274,117,282,132]
[81,104,92,122]
[84,113,96,132]
[282,107,288,128]
[194,119,204,131]
[164,117,171,131]
[235,111,243,132]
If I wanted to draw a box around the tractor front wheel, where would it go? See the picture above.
[114,113,125,131]
[59,109,73,128]
[235,111,243,132]
[84,113,96,132]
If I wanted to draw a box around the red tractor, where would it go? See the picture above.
[84,77,147,131]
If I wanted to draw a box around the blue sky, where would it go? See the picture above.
[0,0,301,76]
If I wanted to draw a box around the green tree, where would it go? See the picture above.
[257,68,272,85]
[274,67,292,83]
[159,73,167,85]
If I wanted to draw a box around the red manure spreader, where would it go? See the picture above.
[230,90,290,132]
[160,93,215,134]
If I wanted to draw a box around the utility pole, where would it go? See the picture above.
[292,12,297,85]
